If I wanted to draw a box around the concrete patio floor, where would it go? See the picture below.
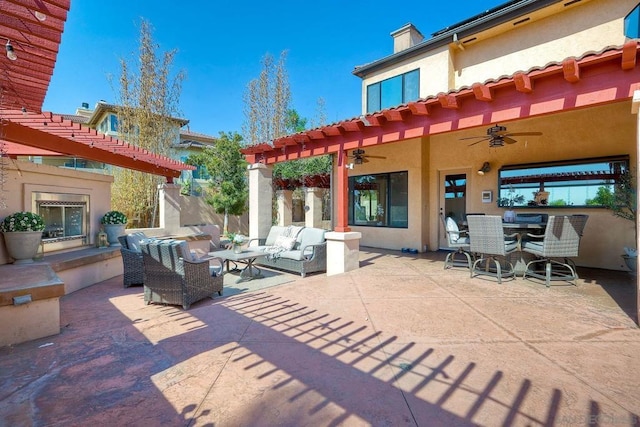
[1,248,639,426]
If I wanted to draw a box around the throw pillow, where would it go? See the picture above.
[274,235,297,250]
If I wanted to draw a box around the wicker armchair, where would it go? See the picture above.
[467,215,520,283]
[521,215,589,287]
[117,233,146,288]
[140,240,223,309]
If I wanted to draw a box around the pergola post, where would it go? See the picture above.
[326,150,361,276]
[276,189,293,226]
[158,183,181,234]
[248,163,273,241]
[305,187,323,228]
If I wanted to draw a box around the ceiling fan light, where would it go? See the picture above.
[354,157,363,165]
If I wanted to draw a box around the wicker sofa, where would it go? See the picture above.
[247,226,327,277]
[140,239,223,309]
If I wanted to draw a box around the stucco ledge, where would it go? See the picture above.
[325,231,362,241]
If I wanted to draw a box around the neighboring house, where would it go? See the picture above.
[28,101,216,193]
[174,129,217,195]
[242,0,640,272]
[82,101,217,193]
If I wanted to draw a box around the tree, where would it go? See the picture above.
[109,19,184,227]
[187,132,248,234]
[242,51,290,146]
[273,107,331,179]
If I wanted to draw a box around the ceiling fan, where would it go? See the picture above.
[461,124,542,147]
[348,149,386,164]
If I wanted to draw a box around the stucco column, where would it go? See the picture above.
[325,231,362,276]
[158,183,181,234]
[305,187,323,228]
[325,151,361,275]
[248,163,273,240]
[276,189,293,226]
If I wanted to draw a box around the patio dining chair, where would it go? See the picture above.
[440,213,473,269]
[521,214,589,287]
[467,215,520,283]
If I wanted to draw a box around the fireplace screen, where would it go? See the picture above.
[33,192,89,251]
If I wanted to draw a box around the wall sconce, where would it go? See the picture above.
[477,162,491,175]
[5,40,17,61]
[345,163,354,169]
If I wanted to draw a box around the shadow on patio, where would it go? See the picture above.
[0,249,638,426]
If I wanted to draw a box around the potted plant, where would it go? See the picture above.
[101,210,128,246]
[0,211,45,264]
[499,187,525,223]
[227,232,245,253]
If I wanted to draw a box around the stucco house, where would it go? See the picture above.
[66,101,217,191]
[242,0,640,275]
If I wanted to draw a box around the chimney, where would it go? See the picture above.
[391,23,424,53]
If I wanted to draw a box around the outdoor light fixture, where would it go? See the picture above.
[34,11,47,21]
[5,40,16,61]
[477,162,491,175]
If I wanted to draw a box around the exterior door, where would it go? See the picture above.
[439,171,468,249]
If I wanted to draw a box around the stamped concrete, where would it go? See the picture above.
[0,248,638,426]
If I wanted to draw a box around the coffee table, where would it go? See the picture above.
[210,249,267,282]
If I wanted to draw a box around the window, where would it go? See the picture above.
[625,3,640,38]
[98,117,108,133]
[366,69,420,113]
[109,114,118,132]
[498,156,629,208]
[348,171,408,227]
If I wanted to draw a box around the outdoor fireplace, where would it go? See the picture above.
[32,192,90,252]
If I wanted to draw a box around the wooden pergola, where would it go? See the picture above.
[0,0,193,181]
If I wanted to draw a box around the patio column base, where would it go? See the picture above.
[325,231,361,276]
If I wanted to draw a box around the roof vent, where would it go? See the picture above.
[391,23,424,53]
[81,102,89,109]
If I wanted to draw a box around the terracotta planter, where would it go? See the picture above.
[3,231,42,264]
[103,224,126,246]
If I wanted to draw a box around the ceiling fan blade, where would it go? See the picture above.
[467,140,484,147]
[505,132,542,137]
[459,136,489,141]
[365,155,386,159]
[503,136,517,144]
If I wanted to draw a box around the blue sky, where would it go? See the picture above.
[43,1,505,137]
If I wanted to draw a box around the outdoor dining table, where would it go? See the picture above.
[502,221,548,275]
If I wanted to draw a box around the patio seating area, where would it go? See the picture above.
[0,248,638,426]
